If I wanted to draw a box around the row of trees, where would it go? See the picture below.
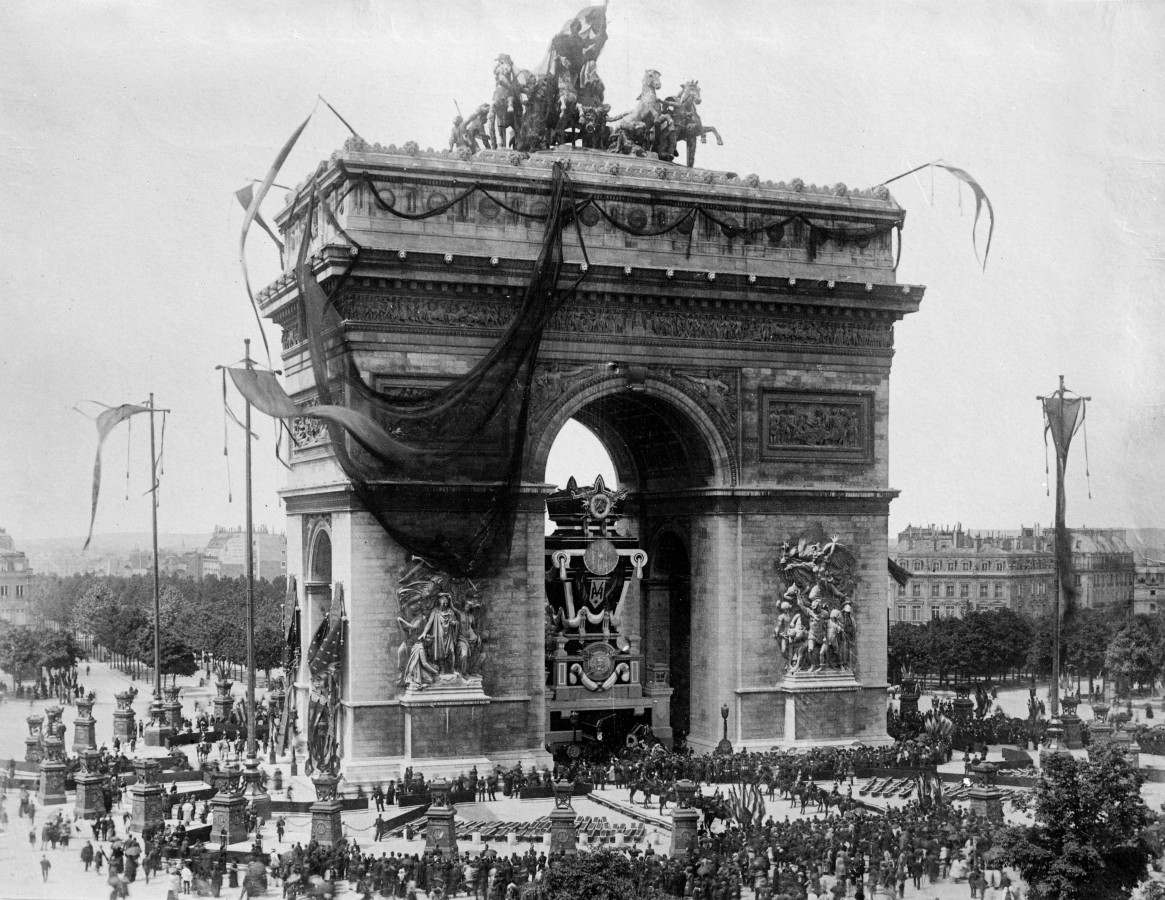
[890,605,1165,699]
[0,622,86,689]
[23,573,285,685]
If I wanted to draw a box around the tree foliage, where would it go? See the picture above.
[999,743,1153,900]
[540,849,672,900]
[1105,615,1165,692]
[30,572,285,678]
[888,609,1033,684]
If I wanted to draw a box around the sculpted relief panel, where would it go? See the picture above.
[329,292,893,353]
[759,390,873,463]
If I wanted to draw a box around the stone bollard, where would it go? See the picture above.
[73,697,98,752]
[75,749,106,820]
[129,758,165,834]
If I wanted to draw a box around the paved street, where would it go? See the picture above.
[4,662,1161,899]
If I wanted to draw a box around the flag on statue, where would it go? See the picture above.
[538,2,608,79]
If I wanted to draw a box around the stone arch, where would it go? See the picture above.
[307,524,333,585]
[527,374,735,489]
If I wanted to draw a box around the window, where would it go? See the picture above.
[979,583,988,598]
[898,583,907,597]
[947,561,956,571]
[15,585,23,598]
[960,583,970,598]
[931,606,940,620]
[0,586,6,598]
[962,561,972,571]
[930,583,940,598]
[911,606,921,621]
[912,583,922,598]
[897,605,907,621]
[945,584,955,598]
[994,583,1003,599]
[1039,582,1047,595]
[996,562,1005,571]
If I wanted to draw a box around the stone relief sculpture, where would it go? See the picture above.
[395,556,486,691]
[775,537,858,675]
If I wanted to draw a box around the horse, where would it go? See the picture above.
[608,69,663,154]
[666,80,722,167]
[488,55,522,150]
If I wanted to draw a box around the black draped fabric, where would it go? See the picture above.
[293,162,578,578]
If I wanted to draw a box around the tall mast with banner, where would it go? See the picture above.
[1038,375,1089,759]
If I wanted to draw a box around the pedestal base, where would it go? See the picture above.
[779,671,865,745]
[210,792,249,845]
[241,759,272,822]
[425,804,459,858]
[24,736,42,764]
[73,718,97,753]
[143,723,175,748]
[130,782,165,834]
[967,785,1004,823]
[400,680,490,767]
[37,760,67,806]
[74,772,107,820]
[309,798,344,847]
[113,710,137,744]
[549,807,578,855]
[1061,715,1083,750]
[163,702,183,730]
[670,808,698,857]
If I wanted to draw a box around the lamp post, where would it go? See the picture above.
[716,703,733,755]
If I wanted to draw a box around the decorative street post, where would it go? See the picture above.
[549,781,578,855]
[715,703,733,755]
[670,779,699,856]
[425,778,459,857]
[1038,376,1089,765]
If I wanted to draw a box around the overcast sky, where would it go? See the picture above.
[2,0,1162,546]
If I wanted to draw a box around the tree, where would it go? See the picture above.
[1000,743,1153,900]
[540,849,672,900]
[1065,607,1117,695]
[157,636,199,687]
[0,623,42,684]
[37,630,86,680]
[1105,615,1165,695]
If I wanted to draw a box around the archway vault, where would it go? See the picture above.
[527,373,736,491]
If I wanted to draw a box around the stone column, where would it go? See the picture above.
[129,758,165,834]
[210,767,249,846]
[73,698,97,752]
[424,779,458,858]
[548,781,578,855]
[74,749,107,820]
[24,714,44,764]
[309,774,345,848]
[37,733,68,806]
[670,780,699,857]
[163,685,184,729]
[113,691,137,743]
[213,681,235,722]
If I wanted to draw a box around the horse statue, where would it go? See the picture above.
[608,69,663,155]
[488,54,522,150]
[666,80,722,168]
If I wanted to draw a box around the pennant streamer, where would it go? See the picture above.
[80,403,151,550]
[239,112,313,364]
[234,184,284,253]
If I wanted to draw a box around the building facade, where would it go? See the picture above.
[0,529,34,626]
[1134,566,1164,616]
[1070,529,1135,610]
[891,524,1054,622]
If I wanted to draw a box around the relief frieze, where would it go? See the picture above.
[759,390,874,463]
[332,292,892,352]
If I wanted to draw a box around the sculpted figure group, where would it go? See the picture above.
[394,557,486,691]
[773,537,858,675]
[449,31,720,165]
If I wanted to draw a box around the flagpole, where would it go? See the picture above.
[245,339,257,763]
[240,338,271,819]
[1051,375,1064,722]
[150,392,162,705]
